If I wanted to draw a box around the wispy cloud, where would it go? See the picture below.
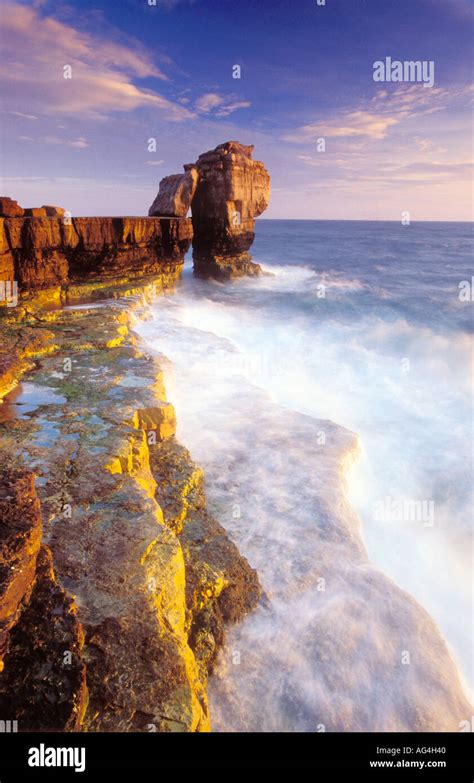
[195,92,251,117]
[41,135,90,148]
[285,111,398,142]
[2,110,38,120]
[283,86,458,143]
[0,1,194,121]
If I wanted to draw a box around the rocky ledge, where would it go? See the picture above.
[0,140,270,292]
[0,281,260,731]
[0,213,192,300]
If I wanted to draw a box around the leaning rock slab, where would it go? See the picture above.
[148,167,198,217]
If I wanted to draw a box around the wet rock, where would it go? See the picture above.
[0,545,88,731]
[0,469,42,667]
[0,293,261,731]
[150,439,261,679]
[133,404,177,440]
[0,325,57,401]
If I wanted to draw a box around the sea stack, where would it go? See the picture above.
[148,141,271,280]
[191,142,270,279]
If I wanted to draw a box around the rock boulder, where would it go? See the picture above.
[24,208,47,217]
[148,167,198,218]
[41,205,65,217]
[0,198,24,218]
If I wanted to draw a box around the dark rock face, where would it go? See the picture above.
[191,141,270,279]
[0,216,193,295]
[0,470,88,731]
[0,469,42,667]
[41,205,65,217]
[0,545,88,731]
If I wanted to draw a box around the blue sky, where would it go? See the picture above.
[1,0,472,219]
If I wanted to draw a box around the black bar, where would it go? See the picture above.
[0,732,472,778]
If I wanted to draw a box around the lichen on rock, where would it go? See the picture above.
[0,280,260,732]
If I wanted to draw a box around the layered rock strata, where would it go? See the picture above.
[148,141,271,280]
[0,283,260,732]
[0,469,42,668]
[0,216,192,298]
[191,142,270,279]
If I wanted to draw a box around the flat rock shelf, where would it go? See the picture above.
[0,278,260,732]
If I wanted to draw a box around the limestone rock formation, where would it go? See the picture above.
[148,167,198,218]
[0,198,24,218]
[191,141,270,279]
[0,545,88,731]
[0,215,193,297]
[147,142,270,279]
[0,293,260,732]
[0,469,42,668]
[41,205,65,217]
[24,208,47,218]
[0,199,65,219]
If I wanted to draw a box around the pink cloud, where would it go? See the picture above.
[283,86,465,144]
[0,1,194,121]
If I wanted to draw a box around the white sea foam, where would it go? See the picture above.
[135,261,472,730]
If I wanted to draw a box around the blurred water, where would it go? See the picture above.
[136,220,473,729]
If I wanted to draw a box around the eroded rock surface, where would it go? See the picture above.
[0,284,260,732]
[0,216,193,297]
[0,544,88,731]
[0,469,42,667]
[191,141,270,279]
[0,198,24,218]
[149,168,199,218]
[148,142,270,279]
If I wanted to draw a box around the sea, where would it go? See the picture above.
[136,220,473,731]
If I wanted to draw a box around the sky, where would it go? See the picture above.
[0,0,472,220]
